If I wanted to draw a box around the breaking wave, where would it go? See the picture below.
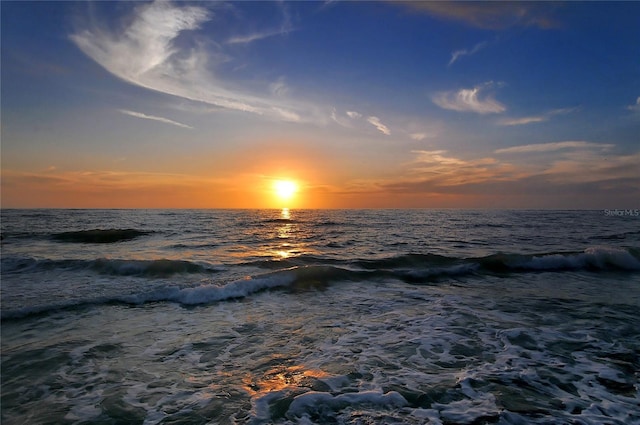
[365,246,640,277]
[2,246,637,320]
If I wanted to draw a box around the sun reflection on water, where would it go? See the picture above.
[272,208,298,259]
[276,248,291,259]
[242,364,329,396]
[277,223,292,239]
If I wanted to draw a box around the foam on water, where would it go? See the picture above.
[508,246,640,271]
[161,271,297,305]
[285,390,407,420]
[2,275,639,424]
[3,272,640,424]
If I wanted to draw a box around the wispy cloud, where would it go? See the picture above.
[227,29,289,45]
[272,107,301,122]
[269,77,289,98]
[119,109,193,129]
[491,140,635,187]
[334,111,435,140]
[410,133,428,141]
[498,107,577,126]
[540,151,640,184]
[433,82,505,114]
[395,150,520,188]
[495,141,613,154]
[627,96,640,112]
[448,41,487,66]
[498,116,546,126]
[367,116,391,135]
[71,2,210,83]
[402,2,559,30]
[331,109,388,131]
[548,107,580,116]
[226,4,294,46]
[329,109,352,127]
[70,1,316,123]
[370,142,639,207]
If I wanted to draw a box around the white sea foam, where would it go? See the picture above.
[513,246,640,271]
[286,390,408,419]
[584,246,640,270]
[3,277,639,424]
[171,272,297,304]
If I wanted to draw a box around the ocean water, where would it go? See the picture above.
[1,209,639,424]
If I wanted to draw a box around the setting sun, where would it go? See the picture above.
[273,180,298,201]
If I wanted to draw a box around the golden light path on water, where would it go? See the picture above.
[226,208,317,261]
[242,364,330,397]
[276,208,295,259]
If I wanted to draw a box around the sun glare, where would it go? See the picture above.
[273,180,298,201]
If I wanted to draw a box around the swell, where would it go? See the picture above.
[477,246,640,273]
[247,246,640,277]
[591,230,640,241]
[5,246,638,279]
[1,257,220,277]
[362,246,640,284]
[51,229,151,243]
[3,247,638,320]
[0,265,369,320]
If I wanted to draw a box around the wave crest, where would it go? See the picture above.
[2,247,637,320]
[482,246,640,273]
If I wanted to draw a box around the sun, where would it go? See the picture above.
[273,179,298,201]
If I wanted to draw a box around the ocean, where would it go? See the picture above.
[1,209,639,424]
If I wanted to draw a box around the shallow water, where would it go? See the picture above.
[2,209,639,424]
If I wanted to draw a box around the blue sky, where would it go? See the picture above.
[2,1,639,208]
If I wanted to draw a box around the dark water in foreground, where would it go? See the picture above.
[1,209,639,424]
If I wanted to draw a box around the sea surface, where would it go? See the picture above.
[1,209,639,424]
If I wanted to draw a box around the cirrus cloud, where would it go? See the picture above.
[627,96,640,112]
[69,1,322,124]
[409,133,428,141]
[495,140,613,154]
[119,109,193,129]
[498,107,578,126]
[368,141,639,208]
[432,82,506,114]
[367,116,391,135]
[402,2,559,30]
[448,41,488,66]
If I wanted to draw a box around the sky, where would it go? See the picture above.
[2,0,639,209]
